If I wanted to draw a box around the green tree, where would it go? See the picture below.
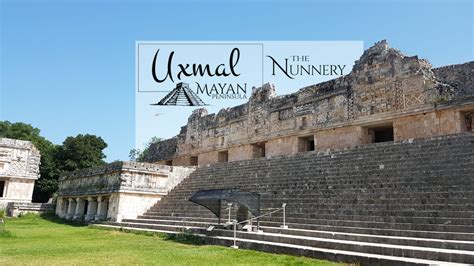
[54,134,108,172]
[0,121,58,201]
[0,122,108,201]
[129,136,161,162]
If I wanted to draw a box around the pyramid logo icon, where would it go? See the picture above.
[152,82,207,106]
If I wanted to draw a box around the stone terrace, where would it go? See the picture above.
[98,133,474,265]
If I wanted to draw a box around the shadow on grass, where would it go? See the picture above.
[0,229,14,238]
[39,213,88,227]
[164,231,205,245]
[95,226,204,246]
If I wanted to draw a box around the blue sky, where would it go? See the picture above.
[1,0,473,161]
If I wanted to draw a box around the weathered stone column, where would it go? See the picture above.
[59,197,68,218]
[95,196,108,221]
[65,198,76,219]
[73,197,86,220]
[85,197,98,222]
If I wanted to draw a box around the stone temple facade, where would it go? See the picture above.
[144,40,474,166]
[0,138,40,209]
[55,162,195,222]
[55,40,473,225]
[53,40,474,264]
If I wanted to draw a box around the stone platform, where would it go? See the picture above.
[98,133,474,265]
[6,202,55,217]
[55,162,195,222]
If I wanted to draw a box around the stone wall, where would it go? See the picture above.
[393,109,465,140]
[55,161,195,222]
[6,202,55,217]
[144,40,474,167]
[266,136,297,157]
[315,126,369,150]
[0,138,40,208]
[433,61,474,99]
[228,145,253,162]
[142,137,177,162]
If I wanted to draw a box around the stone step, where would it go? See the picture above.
[94,223,473,266]
[161,197,474,206]
[192,155,474,167]
[98,222,474,264]
[129,215,474,241]
[145,209,474,219]
[139,213,474,233]
[175,182,474,193]
[151,204,474,213]
[128,134,474,264]
[169,183,474,192]
[159,195,474,204]
[121,218,474,251]
[201,161,474,170]
[163,190,474,199]
[190,168,474,177]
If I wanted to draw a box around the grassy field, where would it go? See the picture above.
[0,214,341,266]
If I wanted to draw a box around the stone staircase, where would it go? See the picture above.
[97,133,474,265]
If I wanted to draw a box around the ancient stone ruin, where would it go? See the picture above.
[0,138,40,209]
[144,40,474,166]
[57,41,474,265]
[55,161,195,222]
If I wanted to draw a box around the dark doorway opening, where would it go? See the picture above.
[84,200,88,216]
[165,160,173,166]
[218,151,229,163]
[251,142,266,158]
[368,124,394,143]
[190,156,198,166]
[464,112,473,132]
[298,136,315,152]
[0,181,5,197]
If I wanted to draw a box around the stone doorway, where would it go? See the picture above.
[464,112,473,132]
[218,151,229,163]
[298,136,315,152]
[367,123,394,143]
[190,156,198,166]
[251,142,266,158]
[0,180,5,197]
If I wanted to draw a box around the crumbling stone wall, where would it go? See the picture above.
[145,40,474,166]
[142,137,177,163]
[433,62,474,99]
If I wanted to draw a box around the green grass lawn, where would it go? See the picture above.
[0,214,342,266]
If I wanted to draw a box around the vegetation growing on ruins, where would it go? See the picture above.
[0,214,340,265]
[0,121,108,202]
[129,136,162,161]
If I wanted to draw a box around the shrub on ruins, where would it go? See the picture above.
[129,136,162,162]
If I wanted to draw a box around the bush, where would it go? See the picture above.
[0,209,5,218]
